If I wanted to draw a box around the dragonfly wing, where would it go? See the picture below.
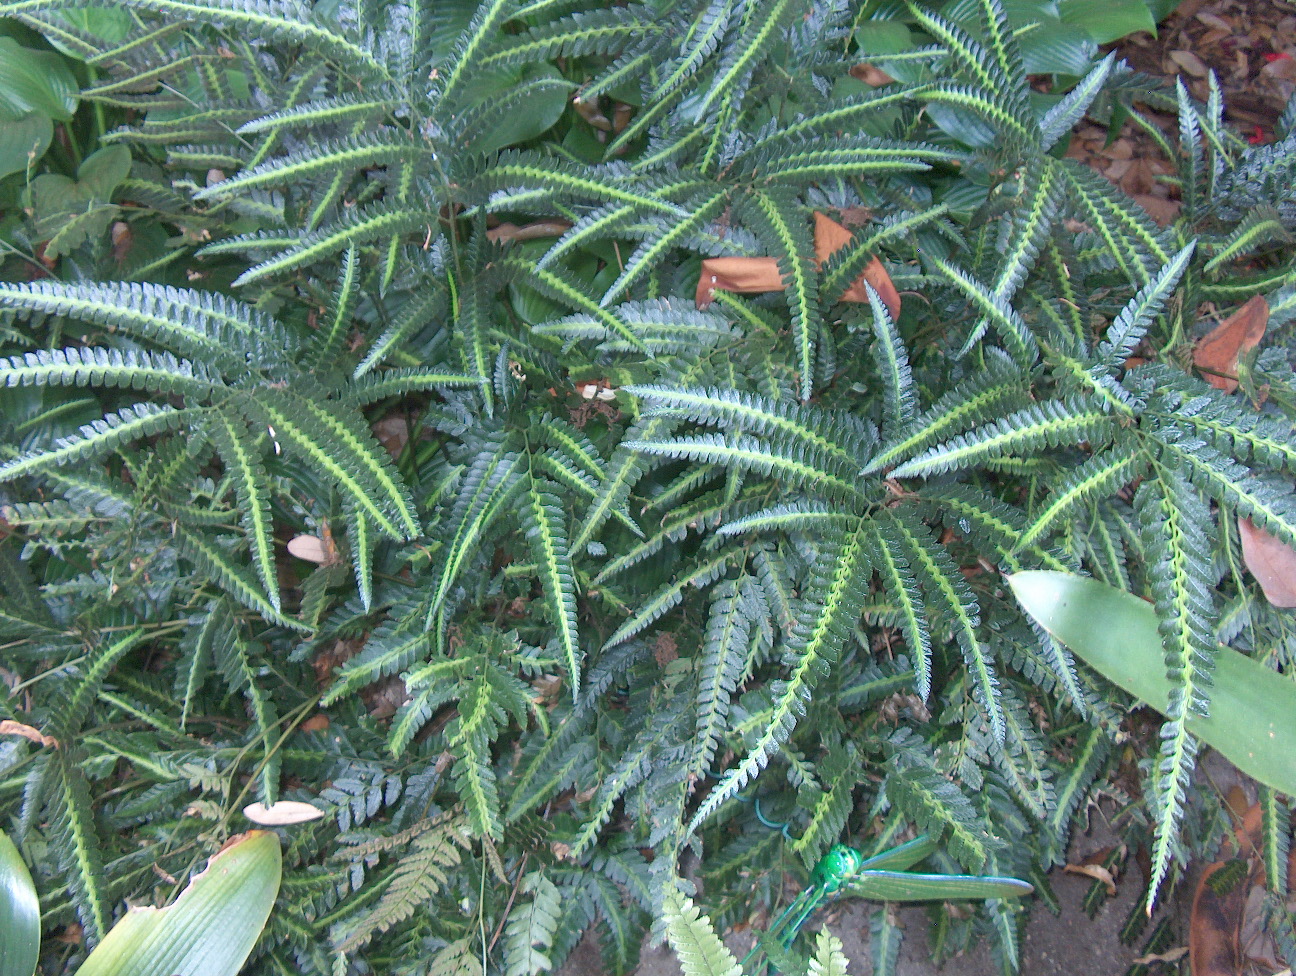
[857,834,939,872]
[840,870,1034,902]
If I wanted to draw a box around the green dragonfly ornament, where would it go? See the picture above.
[742,834,1033,972]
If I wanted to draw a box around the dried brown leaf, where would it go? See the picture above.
[1238,517,1296,607]
[1063,862,1117,895]
[0,719,57,748]
[1190,859,1254,976]
[1194,295,1269,392]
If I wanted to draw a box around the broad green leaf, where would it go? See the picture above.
[1057,0,1156,43]
[0,37,77,121]
[1009,572,1296,796]
[0,830,38,976]
[0,112,50,180]
[75,831,281,976]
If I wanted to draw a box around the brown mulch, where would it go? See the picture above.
[1062,0,1294,226]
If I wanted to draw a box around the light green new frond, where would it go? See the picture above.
[0,403,196,483]
[810,928,851,976]
[504,872,562,976]
[208,410,279,612]
[890,400,1112,479]
[1135,469,1218,904]
[522,471,582,699]
[662,887,743,976]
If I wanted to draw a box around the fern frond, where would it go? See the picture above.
[662,887,743,976]
[890,400,1111,479]
[522,471,582,699]
[0,403,196,483]
[627,385,874,469]
[687,522,870,834]
[503,872,562,976]
[1019,442,1148,548]
[1135,468,1218,903]
[208,409,279,611]
[864,350,1029,474]
[239,389,420,540]
[882,509,1002,737]
[334,813,468,952]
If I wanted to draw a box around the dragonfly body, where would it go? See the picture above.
[746,835,1033,970]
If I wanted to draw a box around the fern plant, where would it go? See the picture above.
[1,0,1294,974]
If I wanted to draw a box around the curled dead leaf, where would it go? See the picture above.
[1194,295,1269,393]
[1133,946,1188,965]
[243,800,325,825]
[1238,517,1296,608]
[696,212,900,319]
[486,220,572,243]
[0,719,57,748]
[1062,862,1117,895]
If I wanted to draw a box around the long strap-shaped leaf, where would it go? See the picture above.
[75,832,281,976]
[0,830,38,976]
[1009,571,1296,797]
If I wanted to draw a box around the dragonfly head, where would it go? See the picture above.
[810,845,864,893]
